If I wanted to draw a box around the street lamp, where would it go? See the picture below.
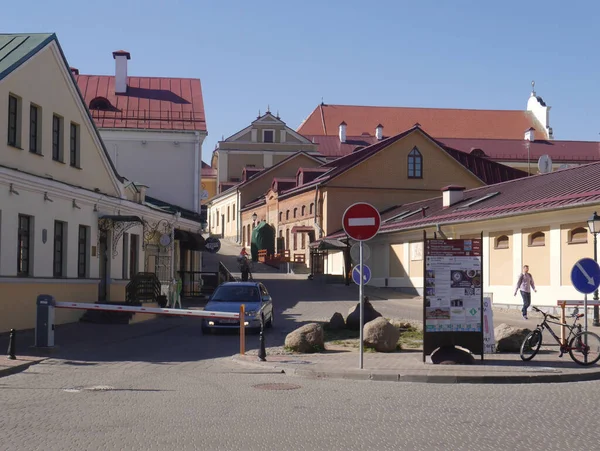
[587,211,600,326]
[252,212,257,223]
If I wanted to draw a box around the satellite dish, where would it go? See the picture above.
[537,154,553,174]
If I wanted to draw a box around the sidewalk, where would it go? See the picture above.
[233,347,600,384]
[0,355,47,377]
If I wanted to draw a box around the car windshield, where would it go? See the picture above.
[211,286,260,302]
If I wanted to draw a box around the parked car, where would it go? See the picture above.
[201,282,274,333]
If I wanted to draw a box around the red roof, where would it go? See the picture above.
[308,135,379,157]
[279,126,527,200]
[438,138,600,163]
[298,104,547,140]
[75,74,206,131]
[327,161,600,238]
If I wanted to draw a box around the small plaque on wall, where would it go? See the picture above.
[91,246,97,257]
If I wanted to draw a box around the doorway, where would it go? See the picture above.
[98,234,108,301]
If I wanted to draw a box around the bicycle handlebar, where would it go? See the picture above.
[531,306,559,321]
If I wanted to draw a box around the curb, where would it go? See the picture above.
[231,355,600,384]
[0,358,47,379]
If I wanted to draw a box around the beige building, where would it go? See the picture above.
[0,33,204,332]
[324,161,600,308]
[211,111,319,188]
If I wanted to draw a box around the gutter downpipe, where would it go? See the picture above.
[237,188,242,244]
[314,183,324,238]
[194,131,201,213]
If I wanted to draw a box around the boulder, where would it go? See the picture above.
[495,323,532,352]
[431,346,475,365]
[363,317,400,352]
[284,323,325,353]
[328,312,345,330]
[346,299,382,330]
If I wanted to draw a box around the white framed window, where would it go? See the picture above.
[263,129,275,143]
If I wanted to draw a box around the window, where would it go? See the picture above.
[8,94,20,147]
[227,206,230,223]
[232,204,236,221]
[569,227,588,244]
[78,225,89,278]
[309,203,314,215]
[279,212,283,222]
[285,229,290,250]
[301,206,306,216]
[494,235,509,250]
[263,130,274,143]
[293,208,298,219]
[53,221,66,278]
[286,210,290,221]
[529,231,546,247]
[89,97,113,111]
[293,232,297,251]
[301,232,305,249]
[30,104,41,154]
[52,115,63,162]
[17,214,32,276]
[408,147,423,178]
[129,234,139,279]
[122,233,129,279]
[70,123,80,167]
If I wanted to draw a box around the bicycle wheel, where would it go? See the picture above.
[520,329,543,361]
[568,331,600,366]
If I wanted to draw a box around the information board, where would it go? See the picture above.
[423,237,484,360]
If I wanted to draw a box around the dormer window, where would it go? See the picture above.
[263,130,274,143]
[89,97,113,111]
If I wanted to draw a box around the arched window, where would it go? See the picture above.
[247,225,251,244]
[279,212,282,222]
[301,206,306,216]
[301,232,306,249]
[286,210,290,221]
[408,147,423,179]
[242,225,246,245]
[293,232,297,250]
[569,227,588,244]
[285,229,290,250]
[494,235,509,250]
[309,203,314,215]
[293,208,298,219]
[89,97,113,111]
[529,231,546,247]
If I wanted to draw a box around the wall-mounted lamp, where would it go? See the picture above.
[9,183,19,195]
[72,199,81,210]
[93,204,98,212]
[44,192,54,203]
[252,212,258,223]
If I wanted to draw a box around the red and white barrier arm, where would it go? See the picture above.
[54,302,239,319]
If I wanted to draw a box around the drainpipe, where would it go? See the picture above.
[171,212,180,282]
[236,188,241,244]
[194,132,201,213]
[313,184,324,238]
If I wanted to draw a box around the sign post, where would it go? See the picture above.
[342,202,381,369]
[570,258,600,333]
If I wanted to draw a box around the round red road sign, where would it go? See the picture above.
[342,202,381,241]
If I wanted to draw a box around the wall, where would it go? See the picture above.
[389,243,407,277]
[560,222,593,285]
[0,43,120,197]
[101,130,199,212]
[227,153,264,183]
[521,226,550,286]
[489,230,513,286]
[208,191,238,240]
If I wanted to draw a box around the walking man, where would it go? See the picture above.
[514,265,537,319]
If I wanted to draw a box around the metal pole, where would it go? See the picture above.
[240,304,245,355]
[594,233,599,326]
[359,240,364,370]
[7,329,16,360]
[585,293,589,333]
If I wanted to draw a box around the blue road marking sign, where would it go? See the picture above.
[352,265,371,286]
[571,258,600,294]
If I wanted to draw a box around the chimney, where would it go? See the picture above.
[112,50,131,94]
[70,67,79,76]
[375,124,383,140]
[135,183,149,204]
[524,127,535,142]
[442,185,465,208]
[339,121,347,143]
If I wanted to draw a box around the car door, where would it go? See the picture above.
[259,284,272,318]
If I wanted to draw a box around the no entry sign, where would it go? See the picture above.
[342,202,381,241]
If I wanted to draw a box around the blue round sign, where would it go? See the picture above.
[571,258,600,294]
[204,237,221,254]
[352,265,371,285]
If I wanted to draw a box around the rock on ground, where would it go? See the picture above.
[363,317,401,353]
[284,323,325,353]
[346,301,382,330]
[328,312,345,330]
[495,323,532,352]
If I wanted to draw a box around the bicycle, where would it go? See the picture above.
[520,306,600,366]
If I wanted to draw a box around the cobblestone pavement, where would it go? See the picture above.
[2,354,600,450]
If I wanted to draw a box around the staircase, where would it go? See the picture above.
[80,273,162,325]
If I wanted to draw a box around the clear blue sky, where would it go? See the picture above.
[3,1,599,162]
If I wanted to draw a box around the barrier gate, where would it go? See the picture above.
[34,294,245,352]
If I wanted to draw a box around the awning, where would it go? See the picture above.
[309,238,348,251]
[291,226,315,234]
[175,229,206,251]
[99,215,143,223]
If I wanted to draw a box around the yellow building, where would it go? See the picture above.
[0,33,204,332]
[324,161,600,308]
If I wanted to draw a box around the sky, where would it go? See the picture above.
[3,1,599,163]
